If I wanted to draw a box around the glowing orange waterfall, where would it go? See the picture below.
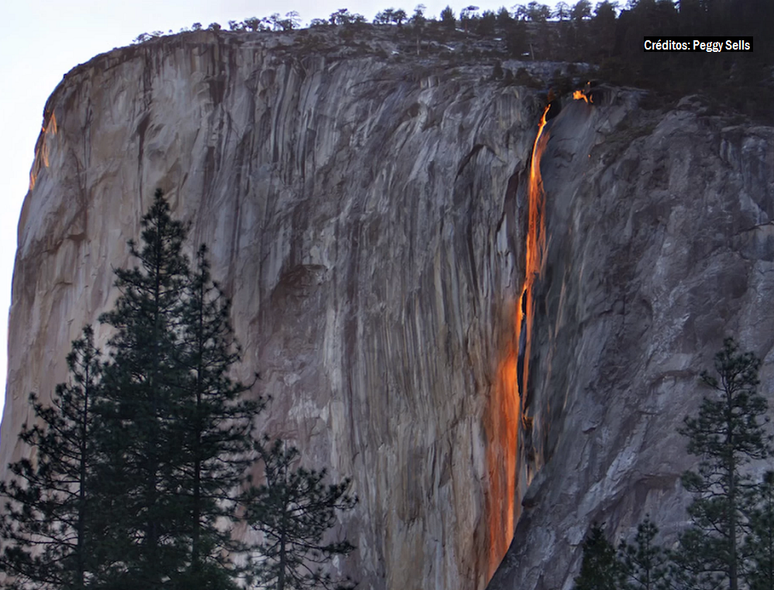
[485,106,551,581]
[488,345,520,579]
[520,105,550,447]
[516,105,551,485]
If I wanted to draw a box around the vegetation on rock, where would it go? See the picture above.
[0,191,356,589]
[0,327,103,590]
[574,338,774,590]
[675,338,771,590]
[132,0,774,122]
[244,437,357,590]
[574,523,624,590]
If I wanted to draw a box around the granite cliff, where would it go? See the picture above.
[3,29,774,590]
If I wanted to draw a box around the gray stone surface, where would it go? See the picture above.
[4,31,539,590]
[5,30,774,590]
[488,91,774,590]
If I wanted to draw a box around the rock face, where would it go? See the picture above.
[5,30,774,590]
[4,31,540,590]
[488,95,774,589]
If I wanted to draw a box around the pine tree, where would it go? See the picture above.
[174,244,262,589]
[748,471,774,590]
[94,190,263,588]
[574,523,623,590]
[244,438,357,590]
[440,5,456,29]
[619,516,670,590]
[676,337,771,590]
[0,326,103,590]
[97,189,193,587]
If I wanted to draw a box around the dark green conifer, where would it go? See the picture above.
[440,5,456,29]
[619,515,670,590]
[97,189,193,587]
[748,471,774,590]
[0,326,103,590]
[244,437,357,590]
[93,189,268,589]
[174,244,262,589]
[676,337,771,590]
[574,523,623,590]
[95,190,264,588]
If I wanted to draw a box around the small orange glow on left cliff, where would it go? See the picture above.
[29,113,57,191]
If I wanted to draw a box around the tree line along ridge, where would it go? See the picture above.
[133,0,774,123]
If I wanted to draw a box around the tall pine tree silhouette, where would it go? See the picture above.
[244,437,357,590]
[97,189,260,588]
[175,244,262,589]
[0,326,103,590]
[97,189,193,587]
[676,337,771,590]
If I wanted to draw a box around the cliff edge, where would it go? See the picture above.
[5,30,774,590]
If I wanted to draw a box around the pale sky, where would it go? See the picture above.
[0,0,562,428]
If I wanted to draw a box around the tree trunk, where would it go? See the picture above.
[727,385,738,590]
[76,363,91,590]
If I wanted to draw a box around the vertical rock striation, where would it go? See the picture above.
[489,94,774,589]
[8,30,774,590]
[4,31,543,590]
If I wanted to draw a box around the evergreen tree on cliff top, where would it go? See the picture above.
[675,338,771,590]
[0,327,104,590]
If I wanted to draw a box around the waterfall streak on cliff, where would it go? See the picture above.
[490,350,519,577]
[520,107,550,480]
[488,106,550,580]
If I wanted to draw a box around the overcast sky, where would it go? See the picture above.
[0,0,564,424]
